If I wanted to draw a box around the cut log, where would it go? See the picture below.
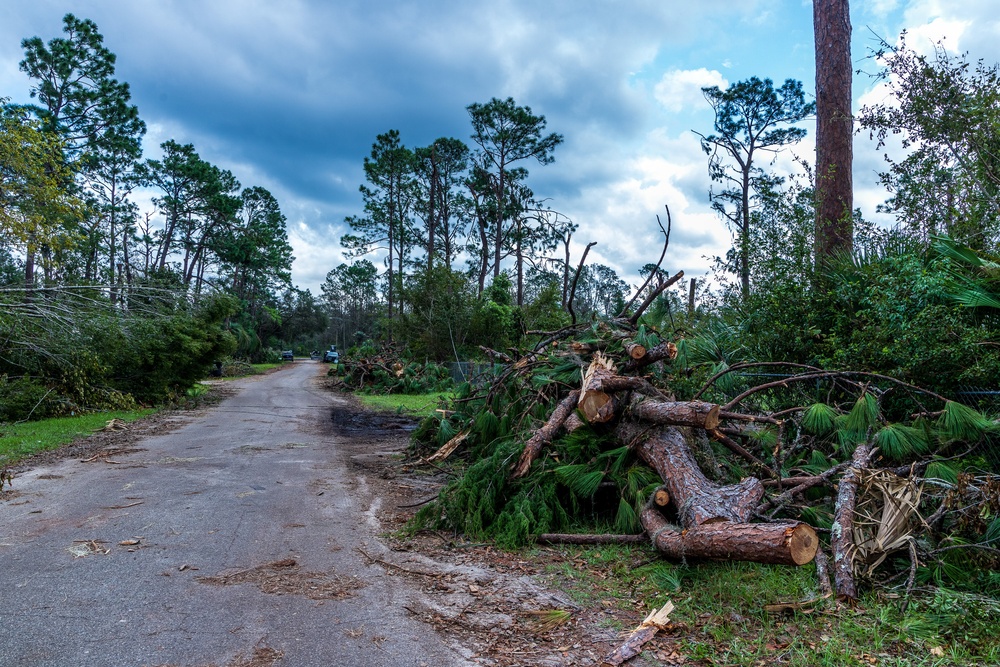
[640,507,817,566]
[832,442,874,601]
[653,485,671,508]
[625,341,677,372]
[631,396,720,430]
[623,341,647,360]
[537,533,648,545]
[511,390,581,478]
[632,425,763,525]
[599,601,674,667]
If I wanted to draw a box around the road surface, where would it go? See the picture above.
[0,361,473,667]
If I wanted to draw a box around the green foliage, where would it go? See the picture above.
[937,400,995,443]
[802,403,838,436]
[0,290,236,422]
[874,423,930,460]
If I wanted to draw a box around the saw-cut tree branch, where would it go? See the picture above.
[624,341,678,372]
[640,506,818,566]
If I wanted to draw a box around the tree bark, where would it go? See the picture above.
[641,507,818,565]
[630,397,721,431]
[814,0,854,261]
[633,426,763,525]
[511,390,581,478]
[832,442,873,600]
[625,341,677,372]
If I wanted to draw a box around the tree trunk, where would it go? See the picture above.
[630,397,721,430]
[632,425,763,526]
[813,0,854,261]
[641,507,818,566]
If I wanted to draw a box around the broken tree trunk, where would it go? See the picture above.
[640,506,818,566]
[632,425,762,525]
[578,353,647,424]
[511,390,581,479]
[832,442,875,601]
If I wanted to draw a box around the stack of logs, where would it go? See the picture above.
[511,348,819,568]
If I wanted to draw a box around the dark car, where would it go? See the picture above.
[281,350,294,361]
[322,345,340,363]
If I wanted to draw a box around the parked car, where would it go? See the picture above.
[323,345,340,363]
[281,350,294,361]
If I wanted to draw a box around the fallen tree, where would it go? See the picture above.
[401,216,996,599]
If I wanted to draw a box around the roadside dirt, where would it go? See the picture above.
[322,386,679,667]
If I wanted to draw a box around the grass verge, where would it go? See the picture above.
[356,392,453,418]
[534,543,1000,666]
[0,409,154,465]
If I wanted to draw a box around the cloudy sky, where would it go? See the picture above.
[2,1,996,294]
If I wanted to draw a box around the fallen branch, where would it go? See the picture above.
[536,533,648,545]
[832,443,875,601]
[599,601,675,667]
[511,391,581,478]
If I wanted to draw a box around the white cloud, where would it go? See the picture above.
[654,68,728,113]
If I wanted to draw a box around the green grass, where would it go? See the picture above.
[251,363,282,374]
[532,544,1000,666]
[0,409,154,465]
[356,392,453,417]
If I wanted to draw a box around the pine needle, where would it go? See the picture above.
[936,401,992,443]
[844,392,881,438]
[875,423,930,460]
[554,464,604,498]
[802,402,838,436]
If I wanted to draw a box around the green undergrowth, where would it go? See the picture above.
[356,392,453,418]
[0,408,154,465]
[532,543,1000,666]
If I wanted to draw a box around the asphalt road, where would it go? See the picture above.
[0,361,473,667]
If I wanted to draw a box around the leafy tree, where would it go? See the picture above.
[466,97,563,295]
[696,77,814,298]
[0,107,83,285]
[18,14,120,151]
[341,130,417,321]
[858,36,1000,250]
[321,260,381,346]
[813,0,854,263]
